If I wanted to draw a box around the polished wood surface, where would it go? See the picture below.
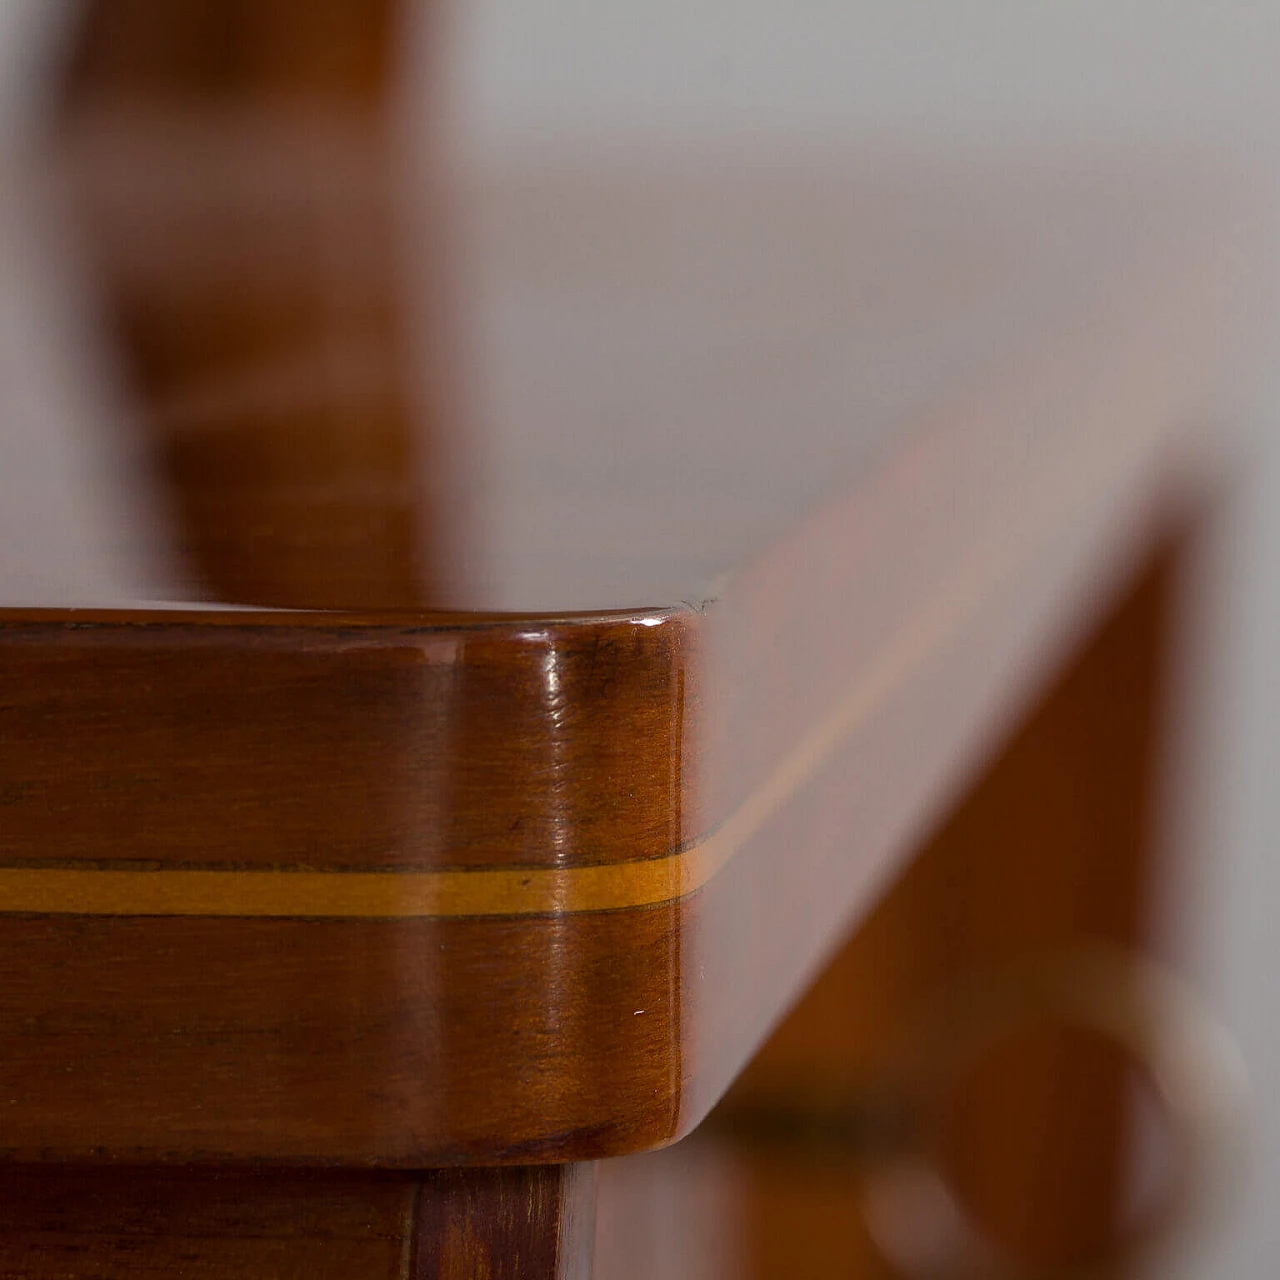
[594,535,1185,1278]
[0,7,1260,1279]
[0,1163,594,1279]
[0,0,1262,1172]
[0,170,1258,1164]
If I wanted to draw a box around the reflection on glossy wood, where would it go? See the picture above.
[0,615,693,1162]
[0,6,1254,1280]
[0,0,1257,1171]
[0,396,1240,1166]
[0,1164,595,1280]
[0,913,684,1163]
[594,535,1182,1280]
[0,615,694,876]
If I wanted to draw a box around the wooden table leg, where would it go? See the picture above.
[416,1165,597,1280]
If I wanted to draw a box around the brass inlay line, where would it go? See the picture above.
[0,407,1160,920]
[0,863,700,919]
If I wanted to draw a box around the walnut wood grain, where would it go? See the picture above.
[415,1166,596,1280]
[0,1164,595,1280]
[0,1169,418,1279]
[0,0,1262,1171]
[0,614,695,879]
[0,320,1253,1165]
[0,454,1230,1168]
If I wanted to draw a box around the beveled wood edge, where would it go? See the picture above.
[0,410,1160,921]
[0,606,688,630]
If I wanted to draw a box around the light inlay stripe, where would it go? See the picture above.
[0,408,1158,918]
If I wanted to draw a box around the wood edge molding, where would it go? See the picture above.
[0,409,1171,922]
[0,607,686,631]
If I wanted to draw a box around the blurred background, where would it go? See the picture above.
[0,2,1277,1276]
[414,5,1271,1271]
[419,6,1280,1275]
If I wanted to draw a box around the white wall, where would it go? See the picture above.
[451,5,1280,1277]
[455,0,1280,152]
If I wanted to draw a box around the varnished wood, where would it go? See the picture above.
[0,0,1260,1171]
[0,912,684,1163]
[0,1164,594,1280]
[595,534,1185,1278]
[0,1169,418,1279]
[415,1166,596,1280]
[0,7,1255,1280]
[0,614,694,879]
[0,182,1257,1163]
